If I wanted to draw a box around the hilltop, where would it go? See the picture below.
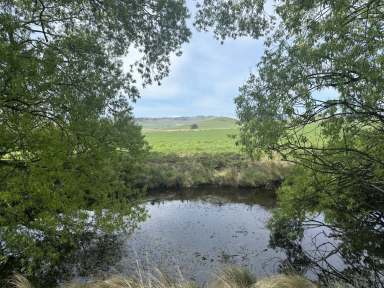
[135,116,237,131]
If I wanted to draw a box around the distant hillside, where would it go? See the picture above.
[136,116,238,131]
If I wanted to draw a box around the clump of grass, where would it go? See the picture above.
[64,269,198,288]
[209,267,255,288]
[12,268,334,288]
[10,274,33,288]
[63,277,138,288]
[11,270,197,288]
[253,274,316,288]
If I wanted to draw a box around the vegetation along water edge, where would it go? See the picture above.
[10,266,364,288]
[135,117,291,190]
[136,153,291,191]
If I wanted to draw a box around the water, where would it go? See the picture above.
[68,188,347,286]
[115,189,284,284]
[3,187,381,286]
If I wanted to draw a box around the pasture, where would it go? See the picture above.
[139,117,240,154]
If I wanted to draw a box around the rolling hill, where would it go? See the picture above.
[136,116,237,131]
[135,116,239,154]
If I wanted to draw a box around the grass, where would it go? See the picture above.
[144,129,239,154]
[210,267,255,288]
[137,153,292,190]
[133,117,291,189]
[11,267,319,288]
[140,117,327,155]
[13,266,368,288]
[253,275,316,288]
[138,116,239,155]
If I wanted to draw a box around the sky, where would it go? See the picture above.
[125,13,265,118]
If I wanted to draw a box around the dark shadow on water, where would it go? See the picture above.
[146,186,277,209]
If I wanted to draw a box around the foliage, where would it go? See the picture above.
[270,167,384,286]
[190,123,199,129]
[195,0,384,285]
[0,0,190,284]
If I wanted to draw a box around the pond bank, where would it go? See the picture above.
[136,153,292,191]
[13,267,319,288]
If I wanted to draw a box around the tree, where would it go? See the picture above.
[195,0,384,285]
[0,0,190,284]
[190,123,199,129]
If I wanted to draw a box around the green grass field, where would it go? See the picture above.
[138,117,240,154]
[144,128,240,154]
[138,116,325,155]
[135,117,292,189]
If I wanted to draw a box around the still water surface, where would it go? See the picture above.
[71,188,341,285]
[116,189,283,284]
[68,189,344,285]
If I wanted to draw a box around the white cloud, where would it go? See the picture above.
[131,22,264,117]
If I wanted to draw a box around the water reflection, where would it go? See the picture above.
[32,187,382,287]
[65,187,347,286]
[146,188,277,208]
[115,188,282,284]
[270,214,384,287]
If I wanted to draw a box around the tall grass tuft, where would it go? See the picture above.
[209,267,256,288]
[63,269,197,288]
[10,274,34,288]
[15,268,368,288]
[253,275,316,288]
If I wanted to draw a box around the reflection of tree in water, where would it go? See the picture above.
[269,214,384,287]
[47,233,125,286]
[64,233,124,280]
[0,232,125,287]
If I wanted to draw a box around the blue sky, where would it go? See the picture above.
[125,2,339,118]
[129,23,265,118]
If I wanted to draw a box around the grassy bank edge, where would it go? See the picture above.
[136,153,292,191]
[12,266,361,288]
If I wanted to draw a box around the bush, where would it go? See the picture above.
[190,124,199,129]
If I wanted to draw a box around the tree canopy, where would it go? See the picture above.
[196,0,384,285]
[2,0,384,285]
[0,0,190,284]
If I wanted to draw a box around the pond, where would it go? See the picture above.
[116,189,282,284]
[70,188,342,285]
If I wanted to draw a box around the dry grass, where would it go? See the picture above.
[253,275,316,288]
[138,153,292,190]
[16,267,364,288]
[62,269,197,288]
[209,267,255,288]
[10,274,34,288]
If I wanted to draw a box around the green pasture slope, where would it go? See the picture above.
[134,116,292,189]
[137,116,240,154]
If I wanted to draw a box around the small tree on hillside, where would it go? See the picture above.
[191,123,199,129]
